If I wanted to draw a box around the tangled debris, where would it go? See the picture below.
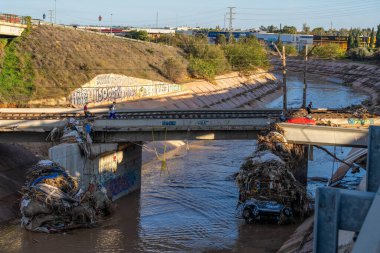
[48,118,93,156]
[236,124,310,216]
[20,160,112,233]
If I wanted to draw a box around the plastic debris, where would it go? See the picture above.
[236,124,311,217]
[20,160,112,233]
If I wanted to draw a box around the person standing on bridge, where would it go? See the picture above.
[109,101,117,119]
[84,102,90,118]
[307,102,313,114]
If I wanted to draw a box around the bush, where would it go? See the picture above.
[126,30,149,41]
[224,37,269,71]
[373,49,380,62]
[161,57,187,82]
[348,47,374,61]
[284,45,298,56]
[310,44,346,59]
[174,35,230,80]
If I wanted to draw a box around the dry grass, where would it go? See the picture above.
[17,26,188,99]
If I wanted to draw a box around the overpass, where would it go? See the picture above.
[0,20,26,37]
[2,108,378,144]
[0,109,281,143]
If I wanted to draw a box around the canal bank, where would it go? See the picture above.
[272,59,380,111]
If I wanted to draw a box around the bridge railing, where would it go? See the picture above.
[0,13,28,25]
[313,126,380,252]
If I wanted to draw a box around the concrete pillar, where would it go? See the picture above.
[293,145,309,186]
[48,142,142,201]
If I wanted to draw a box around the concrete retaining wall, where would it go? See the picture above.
[49,142,142,200]
[115,71,280,110]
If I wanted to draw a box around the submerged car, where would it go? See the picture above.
[241,199,293,224]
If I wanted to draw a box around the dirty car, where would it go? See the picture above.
[241,198,293,224]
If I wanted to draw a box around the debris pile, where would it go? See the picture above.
[236,124,310,215]
[49,118,93,156]
[20,160,112,233]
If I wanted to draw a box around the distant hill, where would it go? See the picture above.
[0,25,188,105]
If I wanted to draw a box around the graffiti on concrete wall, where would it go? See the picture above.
[347,118,374,125]
[70,74,182,106]
[100,170,139,198]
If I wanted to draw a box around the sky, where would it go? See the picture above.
[1,0,379,30]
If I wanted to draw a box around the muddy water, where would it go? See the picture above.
[266,74,368,109]
[0,75,369,253]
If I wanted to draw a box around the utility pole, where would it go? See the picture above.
[273,43,287,113]
[302,45,316,108]
[282,45,287,112]
[302,45,308,108]
[54,0,57,24]
[48,10,54,23]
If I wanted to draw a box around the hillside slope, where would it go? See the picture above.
[0,26,188,104]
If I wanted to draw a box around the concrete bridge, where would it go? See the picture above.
[0,108,378,200]
[0,20,26,37]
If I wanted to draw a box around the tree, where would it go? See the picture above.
[215,34,227,45]
[338,28,349,36]
[282,25,297,34]
[354,30,361,48]
[267,25,279,33]
[302,23,310,34]
[348,29,355,49]
[259,25,267,31]
[312,27,325,36]
[370,28,375,48]
[376,24,380,48]
[127,30,149,41]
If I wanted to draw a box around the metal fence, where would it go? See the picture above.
[314,126,380,252]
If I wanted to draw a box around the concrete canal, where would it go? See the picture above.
[0,74,369,253]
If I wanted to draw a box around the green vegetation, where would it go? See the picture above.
[376,25,380,48]
[310,44,346,59]
[348,47,374,61]
[0,28,35,104]
[224,36,269,71]
[126,30,149,41]
[283,45,298,56]
[282,26,297,34]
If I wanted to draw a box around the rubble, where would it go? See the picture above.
[236,124,310,216]
[20,160,112,233]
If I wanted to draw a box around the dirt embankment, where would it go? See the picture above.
[273,58,380,113]
[9,25,187,100]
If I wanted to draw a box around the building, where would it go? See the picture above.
[313,35,372,50]
[207,31,313,51]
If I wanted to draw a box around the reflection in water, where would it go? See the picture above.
[267,74,368,109]
[0,75,369,253]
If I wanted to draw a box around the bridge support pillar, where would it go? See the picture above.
[48,142,142,201]
[293,145,309,186]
